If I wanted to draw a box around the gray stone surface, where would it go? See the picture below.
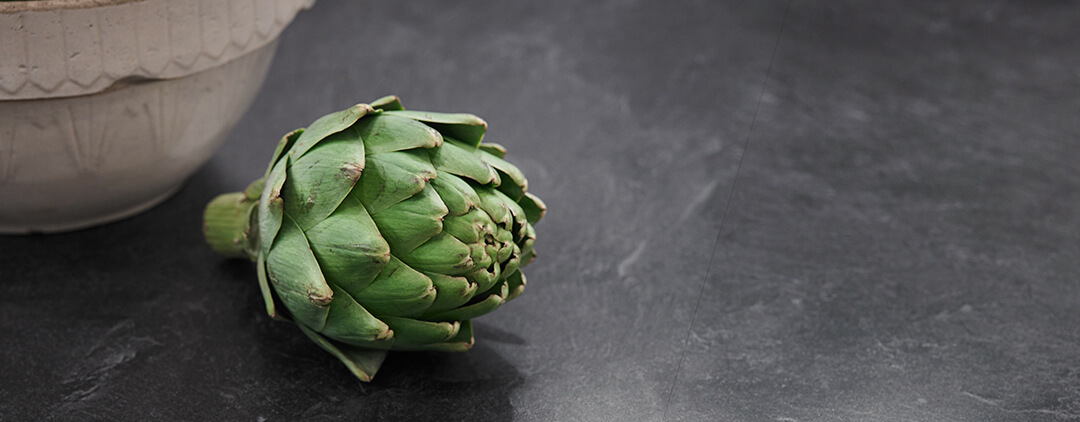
[1,1,1078,421]
[666,3,1080,421]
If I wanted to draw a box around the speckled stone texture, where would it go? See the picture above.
[1,1,1078,421]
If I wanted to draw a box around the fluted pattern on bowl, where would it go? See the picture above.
[0,0,316,100]
[0,40,280,233]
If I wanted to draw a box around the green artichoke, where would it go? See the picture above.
[203,96,545,381]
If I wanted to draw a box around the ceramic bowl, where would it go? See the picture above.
[0,0,315,233]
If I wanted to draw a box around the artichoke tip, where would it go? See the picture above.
[342,161,364,182]
[308,289,333,306]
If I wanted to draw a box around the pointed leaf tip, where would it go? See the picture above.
[288,103,372,159]
[296,324,388,382]
[478,143,506,158]
[371,95,404,111]
[382,110,488,148]
[519,193,546,224]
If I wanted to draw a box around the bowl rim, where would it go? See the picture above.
[0,0,144,14]
[1,0,314,100]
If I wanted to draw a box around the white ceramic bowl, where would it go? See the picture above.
[0,0,315,233]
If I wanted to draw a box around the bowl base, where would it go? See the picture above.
[0,183,181,235]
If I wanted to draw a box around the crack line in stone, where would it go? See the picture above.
[660,1,793,420]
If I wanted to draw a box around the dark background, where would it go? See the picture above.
[3,1,1080,421]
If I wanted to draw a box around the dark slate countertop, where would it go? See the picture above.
[2,1,1079,421]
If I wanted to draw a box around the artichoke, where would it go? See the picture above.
[203,96,544,381]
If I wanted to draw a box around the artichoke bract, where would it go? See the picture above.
[203,96,545,381]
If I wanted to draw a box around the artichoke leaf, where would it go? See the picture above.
[520,248,536,266]
[258,155,289,258]
[484,244,501,268]
[370,95,404,111]
[503,262,522,283]
[320,284,394,348]
[494,222,515,244]
[351,150,436,215]
[441,208,494,244]
[305,196,389,294]
[296,324,388,382]
[478,148,528,201]
[400,232,476,276]
[380,316,460,350]
[465,264,500,296]
[497,188,529,232]
[505,270,526,302]
[424,285,506,322]
[265,215,334,331]
[355,256,436,318]
[282,127,366,231]
[265,129,303,178]
[416,320,474,352]
[288,103,372,160]
[243,178,266,201]
[430,138,499,186]
[369,184,448,255]
[474,186,513,229]
[356,114,443,155]
[501,250,522,281]
[256,254,289,321]
[477,142,506,159]
[469,241,496,271]
[382,110,487,148]
[495,239,516,265]
[423,272,477,315]
[518,224,536,258]
[518,193,546,225]
[501,194,530,239]
[430,171,480,216]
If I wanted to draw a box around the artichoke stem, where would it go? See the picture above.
[204,191,258,259]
